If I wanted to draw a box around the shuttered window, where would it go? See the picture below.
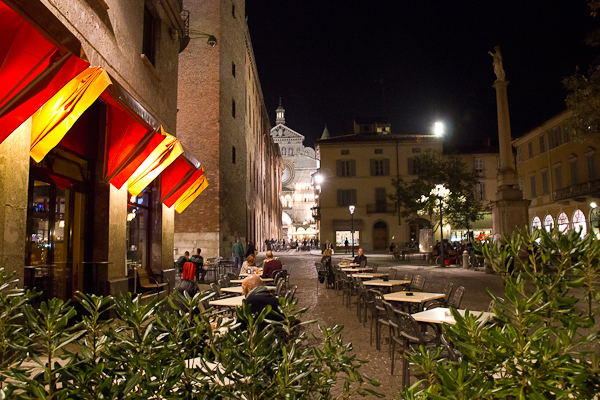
[370,158,390,176]
[407,158,418,175]
[337,189,357,206]
[336,160,356,177]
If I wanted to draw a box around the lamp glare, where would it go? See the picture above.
[434,121,445,137]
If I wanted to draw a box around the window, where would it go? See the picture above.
[587,149,597,181]
[544,214,554,232]
[341,149,349,155]
[336,160,356,177]
[407,157,418,175]
[475,158,483,175]
[476,182,485,201]
[519,178,525,195]
[517,146,523,163]
[127,188,150,267]
[232,3,235,17]
[370,159,390,176]
[528,141,534,158]
[554,163,563,189]
[375,187,387,204]
[412,147,421,154]
[573,209,587,236]
[557,212,569,233]
[232,99,236,118]
[374,148,383,154]
[289,147,293,156]
[549,127,562,149]
[539,135,546,153]
[337,189,357,206]
[336,231,359,247]
[530,173,537,198]
[142,5,157,65]
[531,216,542,232]
[232,61,236,77]
[232,146,236,164]
[570,157,579,186]
[541,169,549,195]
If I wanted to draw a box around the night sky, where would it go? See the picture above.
[245,1,597,150]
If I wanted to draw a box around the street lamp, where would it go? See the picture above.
[349,205,355,257]
[433,121,445,137]
[431,184,450,266]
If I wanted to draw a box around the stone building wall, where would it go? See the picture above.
[175,0,282,258]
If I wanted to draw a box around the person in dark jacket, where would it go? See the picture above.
[353,248,367,266]
[239,275,282,331]
[244,241,256,258]
[175,251,190,273]
[189,248,205,282]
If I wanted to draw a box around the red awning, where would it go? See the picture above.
[160,149,205,208]
[0,2,88,144]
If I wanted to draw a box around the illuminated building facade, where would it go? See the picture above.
[270,102,318,240]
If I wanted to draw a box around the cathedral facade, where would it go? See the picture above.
[270,102,318,241]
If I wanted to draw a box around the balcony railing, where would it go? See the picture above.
[366,203,396,214]
[553,179,600,201]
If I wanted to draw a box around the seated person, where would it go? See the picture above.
[261,250,282,278]
[239,275,282,330]
[175,251,190,272]
[353,248,367,267]
[189,248,206,282]
[242,254,257,272]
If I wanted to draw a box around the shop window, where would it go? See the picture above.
[544,214,554,232]
[531,216,542,232]
[557,212,569,233]
[573,209,587,236]
[127,189,150,268]
[336,231,359,247]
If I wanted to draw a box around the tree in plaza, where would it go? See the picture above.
[563,0,600,142]
[389,150,487,234]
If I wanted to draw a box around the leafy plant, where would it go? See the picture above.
[0,270,381,399]
[397,225,600,399]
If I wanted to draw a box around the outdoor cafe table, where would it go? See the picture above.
[383,291,445,312]
[341,267,373,273]
[221,286,276,294]
[209,295,245,307]
[239,269,262,277]
[412,307,495,344]
[364,279,411,293]
[353,273,389,279]
[230,278,274,284]
[412,307,494,325]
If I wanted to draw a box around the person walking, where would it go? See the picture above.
[344,238,349,254]
[233,238,244,269]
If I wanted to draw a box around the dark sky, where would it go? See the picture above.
[245,1,597,149]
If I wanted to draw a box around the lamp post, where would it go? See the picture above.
[349,205,355,257]
[431,184,450,266]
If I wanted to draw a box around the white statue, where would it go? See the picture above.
[488,46,506,81]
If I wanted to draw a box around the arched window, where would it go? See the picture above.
[544,214,554,232]
[289,147,293,156]
[531,216,542,232]
[557,212,569,233]
[281,147,286,156]
[573,209,587,236]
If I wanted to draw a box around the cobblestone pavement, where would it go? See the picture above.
[267,250,506,399]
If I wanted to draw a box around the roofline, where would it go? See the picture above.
[512,110,571,146]
[270,123,305,139]
[316,133,442,144]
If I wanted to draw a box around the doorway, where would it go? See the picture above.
[373,221,388,250]
[25,149,90,301]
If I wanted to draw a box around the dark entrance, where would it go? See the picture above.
[373,221,388,250]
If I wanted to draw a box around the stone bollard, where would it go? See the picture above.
[463,250,469,269]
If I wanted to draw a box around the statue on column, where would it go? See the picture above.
[488,46,506,81]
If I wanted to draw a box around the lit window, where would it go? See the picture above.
[557,212,569,233]
[544,214,554,232]
[573,209,587,236]
[531,216,542,232]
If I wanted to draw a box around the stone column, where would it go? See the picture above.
[490,70,530,238]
